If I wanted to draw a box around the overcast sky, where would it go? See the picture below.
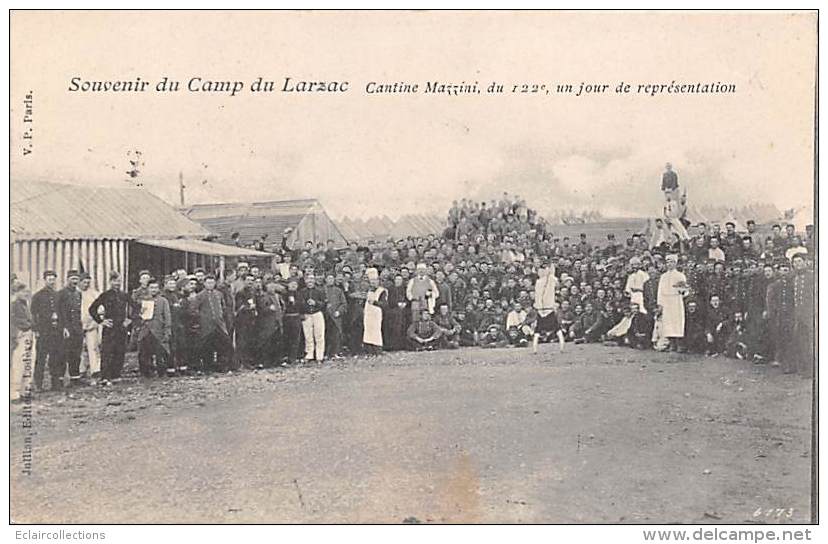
[10,11,816,219]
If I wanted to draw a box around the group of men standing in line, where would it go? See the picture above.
[9,191,817,400]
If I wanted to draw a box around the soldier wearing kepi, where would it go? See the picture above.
[30,270,62,391]
[179,276,202,372]
[161,275,184,375]
[88,271,131,383]
[57,269,84,387]
[256,276,284,367]
[192,274,234,372]
[300,274,327,362]
[78,272,101,380]
[765,261,793,370]
[136,279,172,378]
[790,254,814,377]
[234,273,259,368]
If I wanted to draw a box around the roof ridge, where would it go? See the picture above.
[187,198,320,209]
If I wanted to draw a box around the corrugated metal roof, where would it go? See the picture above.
[11,181,211,241]
[137,238,273,257]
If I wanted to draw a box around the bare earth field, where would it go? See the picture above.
[10,344,813,524]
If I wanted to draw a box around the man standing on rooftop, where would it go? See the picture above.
[661,162,679,195]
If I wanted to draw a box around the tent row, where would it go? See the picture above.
[336,214,446,242]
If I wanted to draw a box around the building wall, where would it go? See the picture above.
[11,238,129,293]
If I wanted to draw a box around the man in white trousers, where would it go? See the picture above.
[300,274,327,362]
[79,272,101,379]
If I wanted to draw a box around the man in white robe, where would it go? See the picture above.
[663,193,690,241]
[624,257,650,314]
[533,263,565,352]
[657,254,688,351]
[363,268,387,354]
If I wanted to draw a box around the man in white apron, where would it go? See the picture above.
[363,268,387,355]
[657,254,688,351]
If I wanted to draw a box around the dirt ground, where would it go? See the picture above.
[10,343,814,524]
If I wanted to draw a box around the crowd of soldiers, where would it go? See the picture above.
[9,192,816,400]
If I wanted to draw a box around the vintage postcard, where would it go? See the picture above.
[8,10,818,530]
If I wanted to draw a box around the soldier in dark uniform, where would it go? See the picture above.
[193,268,206,293]
[161,276,184,374]
[130,269,153,352]
[191,275,234,372]
[704,294,728,356]
[256,276,284,367]
[346,277,367,355]
[383,274,409,351]
[131,269,152,303]
[724,311,749,360]
[88,271,131,382]
[683,300,707,354]
[136,279,172,378]
[30,270,62,391]
[323,273,347,358]
[790,254,815,377]
[177,277,201,372]
[746,264,775,361]
[765,261,793,370]
[626,302,653,350]
[57,269,83,386]
[217,273,236,346]
[282,278,305,363]
[661,162,678,193]
[234,274,259,368]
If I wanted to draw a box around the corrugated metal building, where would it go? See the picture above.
[184,199,348,250]
[11,181,271,292]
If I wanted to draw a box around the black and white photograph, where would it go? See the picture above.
[7,9,819,532]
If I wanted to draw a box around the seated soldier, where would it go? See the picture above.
[480,323,509,349]
[583,303,613,344]
[604,305,633,346]
[683,300,707,354]
[434,303,461,349]
[705,294,728,356]
[626,302,653,350]
[458,304,480,347]
[407,309,442,350]
[724,310,749,360]
[505,301,530,347]
[572,302,599,343]
[557,300,575,339]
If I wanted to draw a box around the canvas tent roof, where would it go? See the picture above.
[786,206,814,232]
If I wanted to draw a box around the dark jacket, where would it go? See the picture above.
[137,295,172,348]
[31,286,59,335]
[256,291,284,338]
[300,286,327,314]
[191,289,229,338]
[57,286,83,333]
[11,298,32,335]
[89,288,131,333]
